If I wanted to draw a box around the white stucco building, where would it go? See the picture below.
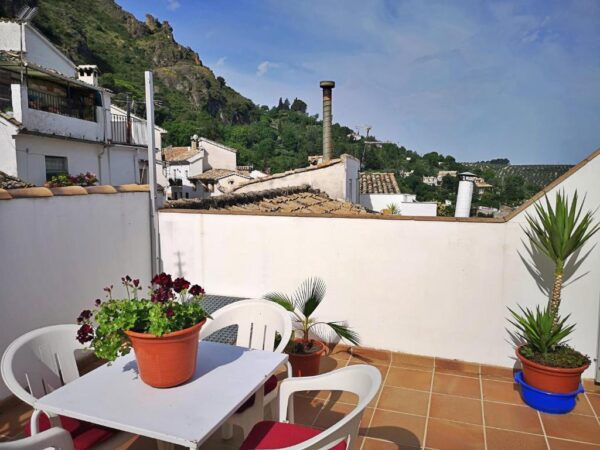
[158,136,253,200]
[233,154,361,203]
[360,172,437,216]
[0,21,163,186]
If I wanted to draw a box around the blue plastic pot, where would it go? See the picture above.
[515,371,584,414]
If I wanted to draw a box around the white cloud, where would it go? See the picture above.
[166,0,180,11]
[215,57,226,67]
[256,61,280,77]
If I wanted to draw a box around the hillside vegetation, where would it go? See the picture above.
[0,0,572,211]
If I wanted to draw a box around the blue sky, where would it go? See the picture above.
[118,0,600,164]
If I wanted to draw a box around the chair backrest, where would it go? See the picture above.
[0,427,74,450]
[199,299,292,353]
[278,365,381,450]
[1,325,82,406]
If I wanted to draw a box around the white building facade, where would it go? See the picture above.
[0,21,162,186]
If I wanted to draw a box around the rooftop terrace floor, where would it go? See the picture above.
[1,346,599,450]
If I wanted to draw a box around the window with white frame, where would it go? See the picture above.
[45,156,68,181]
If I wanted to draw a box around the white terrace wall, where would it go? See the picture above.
[0,192,152,400]
[160,151,600,377]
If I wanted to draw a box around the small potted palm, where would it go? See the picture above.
[76,273,209,388]
[265,277,359,376]
[509,191,598,413]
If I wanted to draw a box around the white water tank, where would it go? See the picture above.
[455,172,476,218]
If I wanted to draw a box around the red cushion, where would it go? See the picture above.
[25,414,115,450]
[236,374,279,414]
[240,421,347,450]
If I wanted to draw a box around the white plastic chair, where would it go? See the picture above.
[0,427,74,450]
[240,364,382,450]
[199,299,293,438]
[0,325,133,450]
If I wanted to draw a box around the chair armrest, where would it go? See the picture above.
[30,409,60,435]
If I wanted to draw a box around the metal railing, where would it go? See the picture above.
[27,89,96,122]
[111,113,148,146]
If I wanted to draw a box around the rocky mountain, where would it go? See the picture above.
[0,0,256,144]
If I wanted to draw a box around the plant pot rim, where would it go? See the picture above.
[288,339,326,357]
[516,345,590,373]
[124,319,206,340]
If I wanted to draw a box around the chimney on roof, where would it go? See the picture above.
[190,134,199,151]
[77,65,99,87]
[320,80,335,162]
[455,172,477,218]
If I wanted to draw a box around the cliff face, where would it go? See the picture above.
[0,0,255,134]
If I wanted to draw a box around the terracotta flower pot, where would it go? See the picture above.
[125,320,205,388]
[287,339,326,377]
[516,347,589,394]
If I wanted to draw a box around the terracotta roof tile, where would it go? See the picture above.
[360,172,400,194]
[189,169,252,182]
[161,147,199,162]
[165,185,373,216]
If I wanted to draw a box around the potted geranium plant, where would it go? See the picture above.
[265,277,359,376]
[509,191,598,410]
[76,273,209,388]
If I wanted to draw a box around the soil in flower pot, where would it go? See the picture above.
[516,345,590,394]
[125,320,205,388]
[287,339,327,377]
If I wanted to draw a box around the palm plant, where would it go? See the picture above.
[264,277,360,353]
[524,191,599,325]
[386,203,400,215]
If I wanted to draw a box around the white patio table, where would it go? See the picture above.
[34,341,288,449]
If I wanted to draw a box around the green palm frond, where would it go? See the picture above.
[525,191,600,268]
[294,277,326,319]
[325,322,361,346]
[508,305,575,354]
[263,292,295,312]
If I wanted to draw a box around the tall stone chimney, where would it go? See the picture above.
[320,80,335,162]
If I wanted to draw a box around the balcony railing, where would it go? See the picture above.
[27,89,96,122]
[111,113,148,146]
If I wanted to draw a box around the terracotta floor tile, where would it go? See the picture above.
[482,379,523,405]
[429,393,482,425]
[349,348,391,365]
[425,418,485,450]
[548,437,600,449]
[319,355,350,373]
[435,357,480,375]
[363,436,416,449]
[377,386,429,416]
[542,413,600,444]
[291,394,325,426]
[483,401,543,434]
[485,428,547,450]
[367,410,424,448]
[587,394,600,416]
[0,401,31,438]
[385,367,433,391]
[583,379,600,395]
[571,395,595,416]
[391,352,434,369]
[348,361,389,379]
[435,368,480,378]
[480,364,516,381]
[314,403,373,435]
[432,373,481,399]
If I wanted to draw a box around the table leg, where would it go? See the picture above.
[156,440,175,450]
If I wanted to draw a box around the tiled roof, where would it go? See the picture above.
[165,185,373,216]
[161,147,199,162]
[188,169,251,182]
[0,111,22,128]
[360,172,400,194]
[0,171,33,189]
[231,158,343,192]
